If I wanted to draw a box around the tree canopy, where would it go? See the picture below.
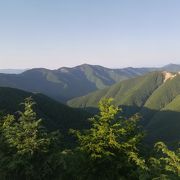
[0,97,179,180]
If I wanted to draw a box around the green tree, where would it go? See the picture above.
[0,97,62,180]
[2,97,50,155]
[71,98,146,180]
[146,142,180,180]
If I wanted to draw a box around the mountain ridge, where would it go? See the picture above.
[0,64,179,102]
[67,71,180,143]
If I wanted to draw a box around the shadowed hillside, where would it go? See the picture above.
[0,87,91,145]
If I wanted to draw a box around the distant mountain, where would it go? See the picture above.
[0,69,26,74]
[68,71,180,143]
[0,63,179,102]
[0,64,154,102]
[161,63,180,72]
[0,87,90,144]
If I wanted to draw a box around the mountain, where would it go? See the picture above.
[0,87,90,144]
[68,71,180,143]
[0,64,154,102]
[0,69,26,74]
[0,63,179,103]
[68,71,165,108]
[161,63,180,72]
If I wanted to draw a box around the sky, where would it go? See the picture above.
[0,0,180,69]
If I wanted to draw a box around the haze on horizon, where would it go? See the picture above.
[0,0,180,69]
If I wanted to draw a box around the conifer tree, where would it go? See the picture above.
[2,97,50,155]
[146,142,180,179]
[71,98,146,179]
[0,97,60,180]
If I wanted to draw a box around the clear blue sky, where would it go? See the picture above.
[0,0,180,69]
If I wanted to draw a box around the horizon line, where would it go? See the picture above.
[0,63,179,70]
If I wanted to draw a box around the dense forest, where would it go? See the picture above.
[0,97,179,180]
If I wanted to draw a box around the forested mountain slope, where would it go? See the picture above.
[0,64,154,102]
[68,71,180,143]
[0,87,90,140]
[0,63,179,102]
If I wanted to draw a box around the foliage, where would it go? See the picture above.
[70,98,146,179]
[2,97,50,155]
[0,97,62,180]
[0,96,179,180]
[146,142,180,179]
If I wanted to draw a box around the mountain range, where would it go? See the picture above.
[68,71,180,144]
[0,63,180,144]
[0,63,179,102]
